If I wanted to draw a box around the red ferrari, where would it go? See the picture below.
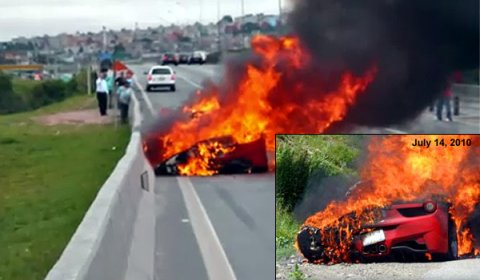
[297,200,458,263]
[144,136,269,176]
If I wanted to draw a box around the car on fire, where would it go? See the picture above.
[297,198,459,263]
[144,136,269,176]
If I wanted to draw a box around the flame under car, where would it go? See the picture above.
[149,136,269,176]
[297,200,459,263]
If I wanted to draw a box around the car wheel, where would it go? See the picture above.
[432,217,458,261]
[146,86,151,92]
[297,226,325,263]
[446,218,459,260]
[171,85,176,92]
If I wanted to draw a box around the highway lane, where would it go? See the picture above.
[127,61,476,279]
[133,63,479,134]
[128,63,275,280]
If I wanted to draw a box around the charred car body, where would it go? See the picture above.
[297,199,459,263]
[144,136,269,176]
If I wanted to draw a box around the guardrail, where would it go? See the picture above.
[45,90,155,280]
[452,84,480,115]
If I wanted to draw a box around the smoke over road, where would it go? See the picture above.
[290,0,479,126]
[143,1,479,170]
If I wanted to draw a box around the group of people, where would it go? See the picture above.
[95,70,133,124]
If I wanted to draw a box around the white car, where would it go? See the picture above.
[188,51,207,65]
[145,66,176,92]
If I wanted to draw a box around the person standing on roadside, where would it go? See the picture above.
[436,71,462,122]
[106,70,114,109]
[119,80,133,124]
[115,71,126,88]
[95,71,109,116]
[115,71,127,109]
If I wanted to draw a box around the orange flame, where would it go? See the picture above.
[302,135,480,262]
[146,35,377,174]
[177,141,235,176]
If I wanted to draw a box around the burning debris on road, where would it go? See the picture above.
[143,0,478,176]
[296,135,480,264]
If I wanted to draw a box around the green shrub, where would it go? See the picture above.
[289,264,307,280]
[29,80,68,109]
[276,135,361,212]
[276,145,310,212]
[0,72,25,114]
[276,201,300,259]
[73,69,89,93]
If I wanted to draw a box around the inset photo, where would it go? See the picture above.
[276,134,480,280]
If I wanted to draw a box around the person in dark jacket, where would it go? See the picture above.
[436,72,462,122]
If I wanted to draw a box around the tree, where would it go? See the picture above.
[114,43,125,53]
[0,72,21,114]
[222,15,233,23]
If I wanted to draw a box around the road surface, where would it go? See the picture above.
[132,63,479,135]
[128,62,478,280]
[128,63,275,280]
[276,256,480,280]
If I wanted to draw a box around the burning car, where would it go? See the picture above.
[297,199,459,263]
[144,135,269,176]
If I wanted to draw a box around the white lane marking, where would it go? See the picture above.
[384,128,408,134]
[133,76,156,116]
[181,219,190,223]
[177,177,237,280]
[178,75,203,89]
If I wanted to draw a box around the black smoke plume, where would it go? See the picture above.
[144,0,479,138]
[290,0,479,126]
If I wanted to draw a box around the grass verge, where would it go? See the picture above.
[0,95,130,280]
[276,201,300,260]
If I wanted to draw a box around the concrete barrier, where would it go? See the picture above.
[45,91,155,280]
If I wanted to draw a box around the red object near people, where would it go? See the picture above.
[113,60,134,77]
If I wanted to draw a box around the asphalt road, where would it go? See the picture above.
[131,63,479,135]
[128,63,275,280]
[127,62,478,280]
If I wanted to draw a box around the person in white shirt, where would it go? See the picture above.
[119,80,133,124]
[95,72,109,116]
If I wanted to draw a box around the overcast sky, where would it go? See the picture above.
[0,0,293,41]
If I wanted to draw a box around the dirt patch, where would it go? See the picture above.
[34,109,115,126]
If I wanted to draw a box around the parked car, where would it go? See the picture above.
[145,65,176,92]
[178,54,190,64]
[162,53,178,66]
[188,51,206,65]
[297,199,458,263]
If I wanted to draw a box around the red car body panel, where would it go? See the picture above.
[353,202,449,257]
[213,137,268,169]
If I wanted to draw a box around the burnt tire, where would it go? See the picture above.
[433,217,458,261]
[446,218,459,260]
[297,227,324,263]
[218,159,253,174]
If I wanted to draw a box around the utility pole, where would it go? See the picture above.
[102,26,107,52]
[217,0,222,54]
[278,0,282,15]
[240,0,245,49]
[199,0,203,50]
